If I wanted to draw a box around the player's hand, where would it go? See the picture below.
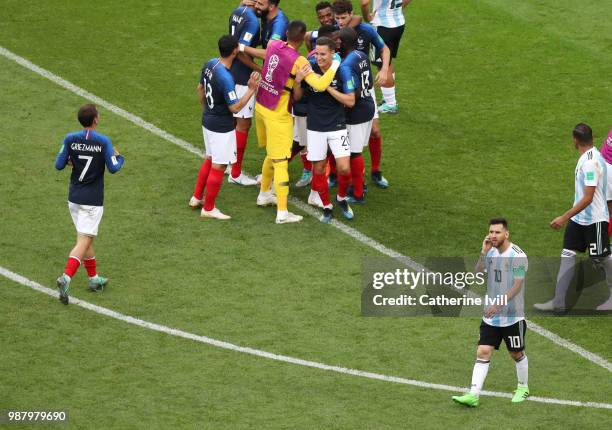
[247,72,261,90]
[375,69,390,87]
[113,147,120,157]
[481,235,492,254]
[550,215,567,230]
[295,64,311,83]
[67,156,73,166]
[485,304,502,318]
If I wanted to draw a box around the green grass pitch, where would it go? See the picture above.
[1,0,611,428]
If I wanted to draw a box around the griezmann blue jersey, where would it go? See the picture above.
[229,6,260,85]
[55,130,124,206]
[304,60,346,132]
[199,58,239,133]
[353,23,385,59]
[338,50,375,125]
[261,9,288,48]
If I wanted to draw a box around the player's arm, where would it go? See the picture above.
[237,19,262,70]
[550,185,597,229]
[243,45,267,60]
[54,137,70,170]
[238,52,262,72]
[227,72,261,113]
[375,44,392,86]
[360,1,374,22]
[292,64,310,102]
[327,66,356,107]
[305,31,313,52]
[300,56,341,92]
[197,83,206,109]
[103,138,125,174]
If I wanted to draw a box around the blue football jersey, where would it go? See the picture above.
[55,129,124,206]
[338,50,375,125]
[199,58,239,133]
[353,23,385,58]
[261,9,288,48]
[305,61,346,132]
[229,6,260,85]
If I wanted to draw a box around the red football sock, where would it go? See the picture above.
[328,155,337,175]
[337,171,351,199]
[231,130,248,178]
[350,155,365,198]
[203,167,224,211]
[64,256,81,278]
[609,217,612,236]
[369,136,382,173]
[313,172,331,207]
[84,257,97,277]
[300,152,312,171]
[193,158,212,200]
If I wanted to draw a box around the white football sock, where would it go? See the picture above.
[515,355,528,387]
[381,86,396,107]
[553,249,576,309]
[469,359,490,396]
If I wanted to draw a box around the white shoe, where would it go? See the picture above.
[276,211,303,224]
[596,297,612,311]
[188,196,203,209]
[229,173,258,186]
[257,192,277,206]
[533,299,559,311]
[200,207,231,220]
[307,190,324,208]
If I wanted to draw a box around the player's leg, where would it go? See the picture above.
[292,116,312,187]
[347,121,372,204]
[378,25,404,114]
[83,242,108,292]
[368,117,388,188]
[329,129,354,220]
[190,126,213,208]
[201,129,234,219]
[587,222,612,310]
[229,85,257,185]
[534,221,583,311]
[255,109,276,205]
[308,130,333,222]
[504,320,529,402]
[452,321,501,407]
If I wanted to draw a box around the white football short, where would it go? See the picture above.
[347,120,374,153]
[306,129,350,161]
[69,201,104,237]
[293,115,308,147]
[202,126,237,165]
[233,84,255,119]
[607,161,612,201]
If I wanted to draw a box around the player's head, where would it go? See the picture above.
[338,27,357,55]
[316,1,334,26]
[287,20,307,45]
[78,104,99,128]
[488,218,509,248]
[318,24,340,49]
[332,0,353,28]
[572,123,593,149]
[218,35,239,59]
[315,36,336,70]
[255,0,280,17]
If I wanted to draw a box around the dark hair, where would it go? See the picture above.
[332,0,353,14]
[78,104,98,127]
[338,27,357,50]
[316,1,332,12]
[315,36,336,52]
[489,218,508,229]
[287,20,307,42]
[318,24,338,39]
[270,0,280,6]
[218,35,238,58]
[573,123,593,144]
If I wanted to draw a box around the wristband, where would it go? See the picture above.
[239,44,246,52]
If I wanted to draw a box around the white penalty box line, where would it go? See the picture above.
[0,45,611,374]
[1,266,611,410]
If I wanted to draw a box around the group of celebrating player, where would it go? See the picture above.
[188,0,411,223]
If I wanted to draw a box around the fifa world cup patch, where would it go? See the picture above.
[229,91,237,101]
[244,32,253,42]
[586,171,595,181]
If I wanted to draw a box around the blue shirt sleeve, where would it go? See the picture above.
[102,136,124,174]
[270,16,288,41]
[363,24,385,50]
[338,64,356,94]
[240,16,260,46]
[220,72,239,106]
[55,135,70,170]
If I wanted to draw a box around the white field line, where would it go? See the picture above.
[1,45,611,374]
[1,266,611,410]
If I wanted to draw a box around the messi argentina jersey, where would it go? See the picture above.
[371,0,406,28]
[571,147,608,226]
[483,243,527,327]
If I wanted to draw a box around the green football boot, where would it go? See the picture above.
[511,386,529,403]
[452,393,479,407]
[88,275,108,292]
